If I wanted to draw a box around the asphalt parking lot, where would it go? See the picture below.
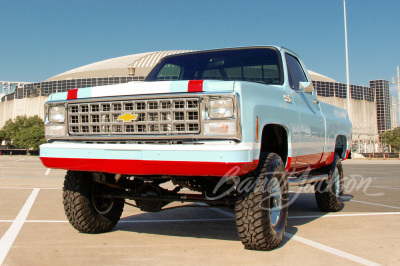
[0,156,399,265]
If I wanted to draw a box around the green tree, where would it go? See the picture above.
[0,115,46,154]
[379,127,400,152]
[0,126,4,143]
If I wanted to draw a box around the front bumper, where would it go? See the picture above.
[39,142,259,177]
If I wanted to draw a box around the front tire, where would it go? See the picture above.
[235,152,288,250]
[63,171,124,233]
[314,154,344,212]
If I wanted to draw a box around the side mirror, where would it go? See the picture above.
[299,81,314,93]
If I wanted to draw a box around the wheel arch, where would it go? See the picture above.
[334,135,349,159]
[260,124,289,166]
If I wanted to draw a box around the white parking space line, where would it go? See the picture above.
[0,188,40,265]
[0,211,397,225]
[284,232,379,266]
[120,218,234,223]
[0,187,60,190]
[0,212,398,224]
[195,203,237,218]
[0,176,63,179]
[19,220,68,223]
[0,219,235,224]
[289,191,400,211]
[351,200,400,210]
[1,167,44,169]
[45,168,51,176]
[13,219,234,223]
[289,212,400,219]
[0,184,395,265]
[0,187,34,190]
[369,186,400,191]
[204,206,381,265]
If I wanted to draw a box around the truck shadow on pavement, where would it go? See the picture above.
[115,192,352,249]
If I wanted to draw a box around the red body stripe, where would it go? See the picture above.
[286,152,335,173]
[40,157,259,177]
[285,157,292,171]
[320,151,335,165]
[41,152,338,176]
[188,80,204,92]
[67,89,79,100]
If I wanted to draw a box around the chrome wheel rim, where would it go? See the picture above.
[269,177,282,226]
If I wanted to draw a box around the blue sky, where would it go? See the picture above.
[1,0,399,95]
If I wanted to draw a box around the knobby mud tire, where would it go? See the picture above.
[314,154,344,212]
[235,152,289,250]
[63,171,124,233]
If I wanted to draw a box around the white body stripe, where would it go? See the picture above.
[90,81,172,98]
[40,142,259,163]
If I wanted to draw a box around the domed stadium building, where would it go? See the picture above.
[0,50,397,153]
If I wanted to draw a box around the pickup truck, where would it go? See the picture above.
[39,46,352,250]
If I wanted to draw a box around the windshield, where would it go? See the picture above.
[146,47,283,85]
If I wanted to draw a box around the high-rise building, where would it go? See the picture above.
[370,80,391,133]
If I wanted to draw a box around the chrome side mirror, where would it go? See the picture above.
[299,81,314,93]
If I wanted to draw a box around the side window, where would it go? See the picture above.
[285,54,307,91]
[156,64,182,81]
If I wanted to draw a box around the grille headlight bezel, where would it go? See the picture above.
[43,93,241,141]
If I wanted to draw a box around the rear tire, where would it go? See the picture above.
[235,152,288,250]
[314,154,344,212]
[63,171,124,233]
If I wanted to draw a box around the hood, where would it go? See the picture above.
[48,80,235,101]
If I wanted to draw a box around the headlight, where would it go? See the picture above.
[208,98,234,119]
[49,106,65,123]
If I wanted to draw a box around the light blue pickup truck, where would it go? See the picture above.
[40,46,352,250]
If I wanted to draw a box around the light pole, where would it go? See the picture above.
[391,66,400,127]
[391,99,399,128]
[344,0,351,121]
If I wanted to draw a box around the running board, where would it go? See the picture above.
[288,174,329,186]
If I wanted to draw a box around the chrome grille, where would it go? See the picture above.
[67,98,200,135]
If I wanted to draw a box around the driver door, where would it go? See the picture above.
[285,53,325,169]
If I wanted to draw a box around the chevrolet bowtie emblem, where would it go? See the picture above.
[117,113,138,122]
